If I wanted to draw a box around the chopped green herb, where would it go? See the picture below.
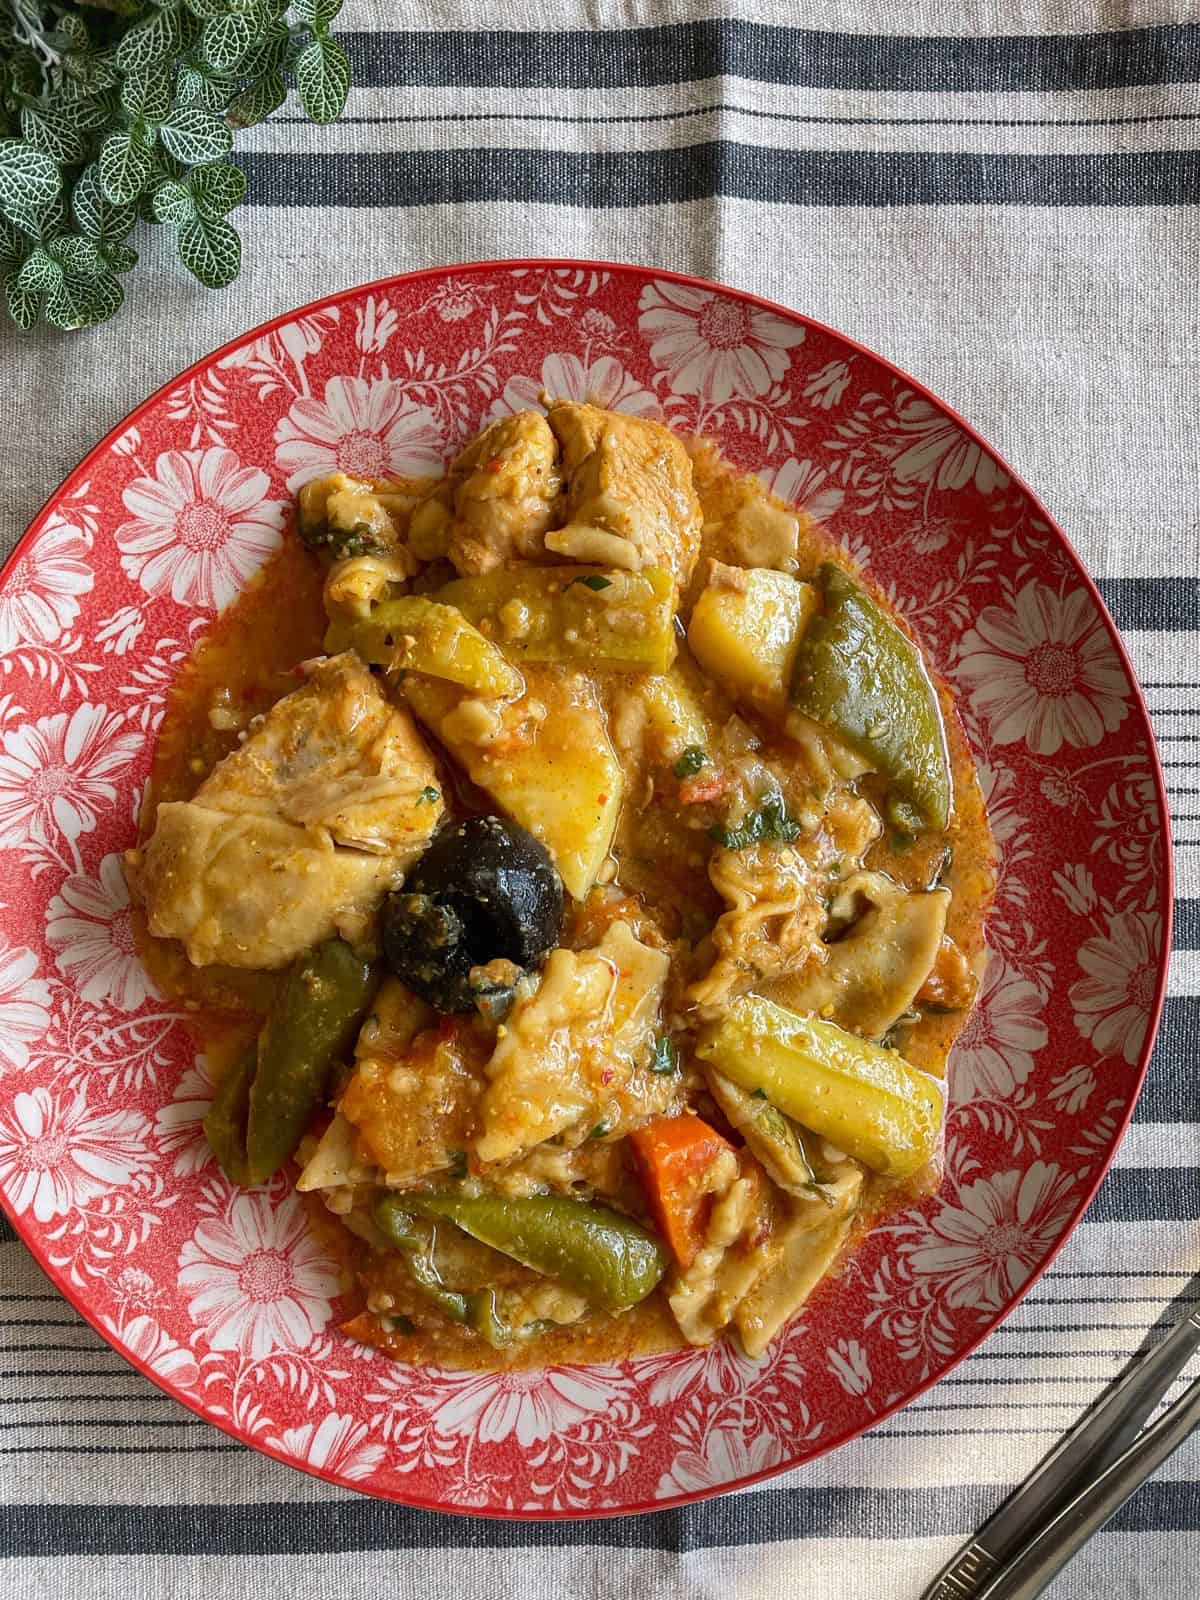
[751,1087,769,1100]
[298,520,383,561]
[418,787,441,805]
[709,791,802,851]
[384,1313,416,1335]
[446,1150,469,1180]
[890,830,916,851]
[589,1119,613,1140]
[673,745,707,780]
[649,1035,678,1075]
[571,574,613,592]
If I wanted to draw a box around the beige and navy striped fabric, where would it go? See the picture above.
[2,4,1198,1596]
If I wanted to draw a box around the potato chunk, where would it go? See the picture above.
[401,664,621,900]
[688,564,818,715]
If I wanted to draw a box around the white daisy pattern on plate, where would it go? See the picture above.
[767,456,846,524]
[956,581,1131,755]
[0,514,93,654]
[888,390,1010,496]
[0,940,52,1074]
[112,1313,201,1390]
[0,704,142,850]
[656,1421,786,1499]
[1069,907,1161,1066]
[409,1365,627,1448]
[950,956,1049,1101]
[268,1414,387,1482]
[0,1085,153,1225]
[492,353,658,420]
[116,447,286,612]
[155,1054,217,1175]
[178,1191,340,1360]
[274,374,444,492]
[638,280,806,403]
[902,1162,1079,1312]
[45,851,159,1012]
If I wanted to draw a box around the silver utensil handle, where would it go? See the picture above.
[974,1375,1200,1600]
[921,1540,1001,1600]
[920,1307,1200,1599]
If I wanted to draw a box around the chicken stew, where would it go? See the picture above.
[127,401,994,1369]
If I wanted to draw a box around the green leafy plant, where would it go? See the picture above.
[0,0,350,330]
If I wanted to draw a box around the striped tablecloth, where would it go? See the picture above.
[2,5,1198,1596]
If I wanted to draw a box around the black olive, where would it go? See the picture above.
[381,815,564,1012]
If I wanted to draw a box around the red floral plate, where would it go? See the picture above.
[0,261,1171,1516]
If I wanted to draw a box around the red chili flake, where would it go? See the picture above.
[597,793,608,805]
[486,455,504,474]
[600,1067,616,1086]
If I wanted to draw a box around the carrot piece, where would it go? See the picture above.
[629,1113,734,1268]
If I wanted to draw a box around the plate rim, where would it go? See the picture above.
[0,257,1175,1519]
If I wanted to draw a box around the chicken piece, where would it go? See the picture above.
[688,840,828,1010]
[409,412,563,576]
[136,653,443,969]
[474,921,674,1166]
[135,809,398,972]
[544,402,702,587]
[192,652,440,854]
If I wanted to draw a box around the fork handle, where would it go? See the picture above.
[922,1540,1001,1600]
[975,1376,1200,1600]
[921,1306,1200,1599]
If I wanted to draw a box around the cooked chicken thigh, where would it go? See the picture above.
[409,411,563,576]
[544,402,703,586]
[135,652,443,969]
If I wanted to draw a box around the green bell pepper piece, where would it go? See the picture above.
[202,1041,258,1187]
[791,563,951,831]
[374,1198,551,1348]
[402,1192,667,1313]
[241,939,376,1184]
